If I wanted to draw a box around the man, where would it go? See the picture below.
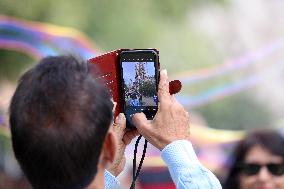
[9,55,221,189]
[129,93,140,106]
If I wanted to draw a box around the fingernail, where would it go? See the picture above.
[119,113,125,119]
[161,69,167,76]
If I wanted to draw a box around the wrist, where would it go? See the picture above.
[157,137,191,151]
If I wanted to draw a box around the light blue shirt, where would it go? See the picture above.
[129,98,139,106]
[105,140,222,189]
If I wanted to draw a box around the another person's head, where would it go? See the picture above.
[9,55,116,189]
[224,130,284,189]
[131,93,137,100]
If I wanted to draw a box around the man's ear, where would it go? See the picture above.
[101,130,117,167]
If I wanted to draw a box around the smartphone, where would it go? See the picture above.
[119,49,160,128]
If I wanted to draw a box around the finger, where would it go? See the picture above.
[126,129,139,138]
[122,135,132,145]
[158,70,171,103]
[170,94,176,103]
[171,94,180,104]
[123,130,139,145]
[171,95,185,108]
[114,113,126,129]
[132,113,151,135]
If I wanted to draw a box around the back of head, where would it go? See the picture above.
[9,56,113,189]
[223,129,284,189]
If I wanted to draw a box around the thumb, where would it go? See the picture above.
[115,113,126,126]
[131,113,150,135]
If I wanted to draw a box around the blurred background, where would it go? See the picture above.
[1,0,284,188]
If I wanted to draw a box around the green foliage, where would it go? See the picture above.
[139,80,156,97]
[0,0,52,20]
[0,0,274,131]
[0,50,34,81]
[195,91,275,130]
[0,0,226,73]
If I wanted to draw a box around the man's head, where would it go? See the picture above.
[9,55,114,189]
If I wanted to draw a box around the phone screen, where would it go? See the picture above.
[120,50,159,128]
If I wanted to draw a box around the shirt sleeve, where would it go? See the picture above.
[161,140,222,189]
[104,170,121,189]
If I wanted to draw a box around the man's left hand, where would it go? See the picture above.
[107,113,139,176]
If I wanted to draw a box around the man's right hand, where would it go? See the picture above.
[132,70,190,151]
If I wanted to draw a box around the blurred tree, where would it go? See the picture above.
[139,80,156,97]
[0,0,226,75]
[195,91,275,130]
[0,0,274,132]
[0,50,33,81]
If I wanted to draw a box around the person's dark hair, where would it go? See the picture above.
[131,93,137,99]
[223,129,284,189]
[9,55,113,189]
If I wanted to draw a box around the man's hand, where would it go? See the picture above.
[132,70,190,151]
[108,113,139,176]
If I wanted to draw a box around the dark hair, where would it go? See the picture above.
[131,93,137,99]
[223,129,284,189]
[9,55,113,189]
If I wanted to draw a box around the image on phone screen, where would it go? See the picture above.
[122,61,158,106]
[121,60,158,126]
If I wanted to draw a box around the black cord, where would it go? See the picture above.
[130,135,148,189]
[134,137,147,180]
[131,135,141,188]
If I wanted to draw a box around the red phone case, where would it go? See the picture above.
[88,49,182,118]
[88,49,123,117]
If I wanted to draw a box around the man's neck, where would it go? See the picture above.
[86,169,105,189]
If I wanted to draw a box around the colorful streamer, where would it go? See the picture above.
[178,60,284,107]
[173,38,284,84]
[1,15,284,108]
[0,15,99,60]
[2,15,284,171]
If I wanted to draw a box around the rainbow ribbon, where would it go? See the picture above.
[0,15,99,60]
[2,15,284,170]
